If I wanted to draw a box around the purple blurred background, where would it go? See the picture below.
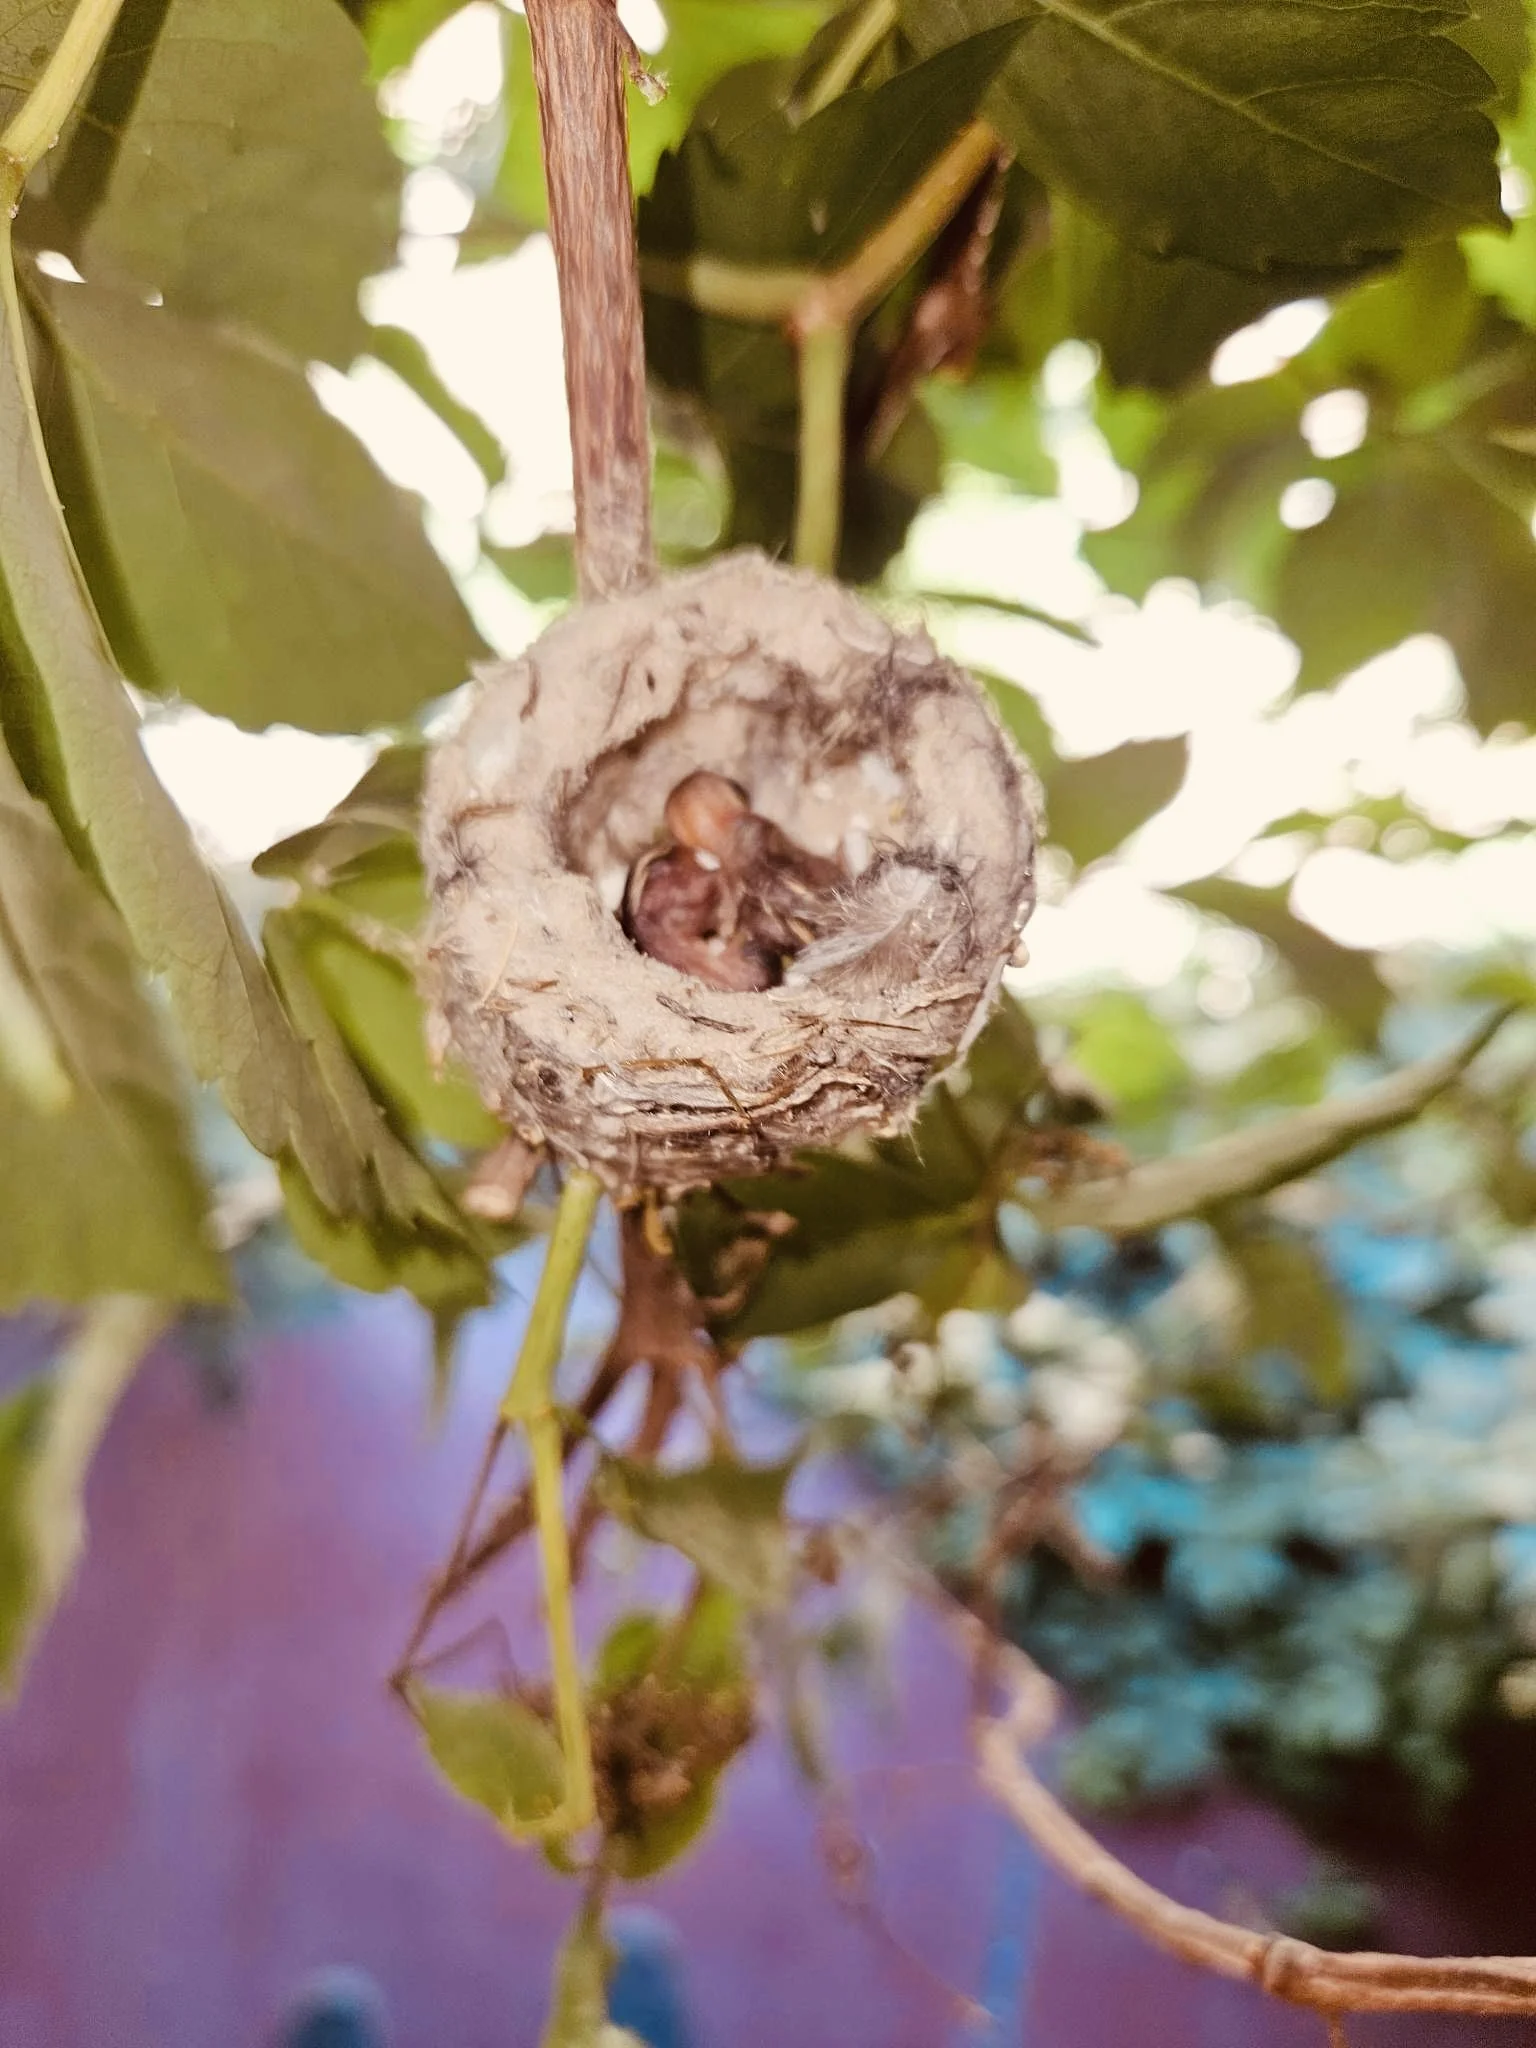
[0,1275,1530,2048]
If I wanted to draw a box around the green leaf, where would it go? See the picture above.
[643,26,1023,271]
[923,369,1058,491]
[1082,373,1310,606]
[1036,1006,1515,1233]
[1051,201,1360,392]
[253,743,426,887]
[1175,876,1388,1044]
[0,0,71,132]
[1046,736,1188,868]
[1216,1213,1353,1401]
[0,742,225,1307]
[0,1298,169,1692]
[640,28,1020,573]
[30,276,481,734]
[33,0,399,366]
[484,533,577,606]
[0,218,369,1220]
[1274,438,1536,733]
[1066,989,1188,1117]
[277,901,500,1151]
[678,994,1041,1332]
[0,1377,50,1692]
[414,1685,567,1831]
[900,0,1503,272]
[1449,0,1530,113]
[1465,21,1536,323]
[598,1458,794,1605]
[263,916,495,1311]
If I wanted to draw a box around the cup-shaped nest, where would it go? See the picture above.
[421,552,1037,1197]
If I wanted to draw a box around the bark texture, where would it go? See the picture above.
[526,0,653,599]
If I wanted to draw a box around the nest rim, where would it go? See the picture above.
[421,551,1038,1197]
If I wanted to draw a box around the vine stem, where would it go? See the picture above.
[0,0,125,202]
[793,321,851,573]
[501,1167,603,1835]
[794,0,899,119]
[978,1643,1536,2019]
[523,0,654,601]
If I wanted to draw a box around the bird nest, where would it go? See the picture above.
[421,551,1038,1197]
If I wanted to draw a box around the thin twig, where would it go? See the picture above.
[642,120,1001,337]
[503,1168,604,1836]
[793,0,898,119]
[977,1644,1536,2019]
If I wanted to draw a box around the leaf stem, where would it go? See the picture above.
[641,120,999,335]
[501,1166,603,1835]
[0,0,126,200]
[793,320,851,574]
[794,0,899,120]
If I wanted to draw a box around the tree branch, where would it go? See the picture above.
[977,1645,1536,2020]
[525,0,653,601]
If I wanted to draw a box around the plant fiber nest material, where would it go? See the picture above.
[421,551,1037,1195]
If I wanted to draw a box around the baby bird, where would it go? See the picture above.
[623,770,845,992]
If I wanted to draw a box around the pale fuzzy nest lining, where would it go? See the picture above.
[421,551,1038,1197]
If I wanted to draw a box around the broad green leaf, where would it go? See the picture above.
[0,1298,169,1692]
[598,1457,794,1605]
[1051,201,1358,392]
[0,0,71,131]
[1311,239,1484,393]
[643,27,1023,271]
[1465,19,1536,323]
[0,742,225,1307]
[33,0,398,366]
[0,217,366,1218]
[1047,736,1188,868]
[1450,0,1530,113]
[1274,439,1536,733]
[594,1584,745,1696]
[263,916,494,1311]
[1066,989,1188,1117]
[923,370,1058,492]
[1082,373,1310,606]
[1036,1006,1513,1233]
[0,1378,50,1691]
[1176,876,1387,1044]
[678,995,1040,1331]
[484,534,577,606]
[276,902,499,1151]
[31,276,481,733]
[1216,1214,1353,1401]
[900,0,1503,272]
[980,673,1056,765]
[253,743,426,887]
[640,28,1020,572]
[414,1685,567,1831]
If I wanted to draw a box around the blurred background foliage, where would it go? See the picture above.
[1,0,1535,1952]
